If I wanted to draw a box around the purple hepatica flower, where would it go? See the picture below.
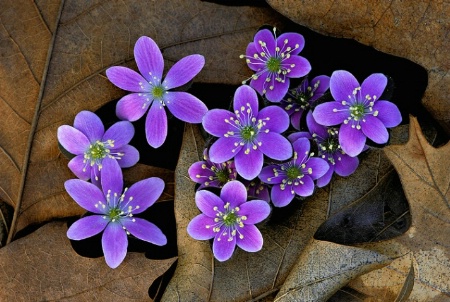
[187,180,270,262]
[203,85,292,180]
[288,111,359,188]
[259,137,329,207]
[66,158,167,269]
[106,36,208,148]
[242,179,270,203]
[280,75,330,130]
[188,148,237,189]
[242,28,311,102]
[57,110,139,187]
[313,70,402,157]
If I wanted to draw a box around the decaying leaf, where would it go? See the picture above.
[0,221,176,301]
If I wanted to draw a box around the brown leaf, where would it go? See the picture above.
[0,221,176,301]
[267,0,450,133]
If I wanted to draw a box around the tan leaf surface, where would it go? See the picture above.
[266,0,450,133]
[350,116,450,301]
[0,221,176,301]
[0,0,283,238]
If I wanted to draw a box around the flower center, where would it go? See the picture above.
[84,140,114,168]
[215,168,231,184]
[286,166,302,180]
[152,85,165,99]
[108,207,122,221]
[222,211,238,227]
[240,125,256,141]
[266,57,281,73]
[349,104,366,120]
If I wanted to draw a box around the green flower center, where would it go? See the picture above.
[108,207,122,220]
[349,104,366,120]
[223,211,238,227]
[152,85,165,99]
[86,141,110,161]
[266,57,281,73]
[286,166,302,180]
[240,125,256,141]
[216,169,230,184]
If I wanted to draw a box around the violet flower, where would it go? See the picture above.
[313,70,402,157]
[242,28,311,102]
[57,110,139,187]
[242,179,270,203]
[187,180,270,262]
[188,149,237,189]
[288,111,359,187]
[66,158,166,269]
[106,36,208,148]
[259,137,329,207]
[202,85,292,180]
[280,75,330,130]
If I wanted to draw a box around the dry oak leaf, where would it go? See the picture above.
[0,221,176,301]
[349,116,450,301]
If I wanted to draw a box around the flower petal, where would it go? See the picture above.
[106,66,151,92]
[334,153,359,176]
[68,155,91,180]
[249,71,268,95]
[292,137,311,159]
[339,123,366,157]
[310,75,331,101]
[361,73,387,101]
[74,111,104,142]
[188,161,214,182]
[164,92,208,123]
[293,175,315,197]
[258,105,289,133]
[288,131,312,142]
[187,214,216,240]
[195,190,225,217]
[271,184,295,207]
[238,200,270,224]
[312,102,349,126]
[220,180,247,208]
[282,56,311,78]
[67,215,109,240]
[361,115,389,144]
[123,177,164,214]
[100,158,123,202]
[277,32,305,55]
[330,70,360,102]
[202,109,236,137]
[134,36,164,82]
[64,179,106,214]
[290,111,302,130]
[103,121,135,147]
[373,101,402,128]
[102,222,128,269]
[236,224,263,252]
[306,157,330,180]
[259,165,286,184]
[306,111,328,138]
[245,42,261,72]
[233,85,259,115]
[264,78,289,102]
[163,55,205,89]
[235,148,263,180]
[57,125,89,155]
[209,137,241,163]
[116,93,152,122]
[258,132,293,160]
[213,232,236,262]
[145,101,168,148]
[115,145,139,168]
[254,29,275,56]
[316,165,334,188]
[121,217,167,245]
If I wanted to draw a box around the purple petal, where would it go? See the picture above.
[339,123,366,157]
[188,161,214,183]
[254,29,275,56]
[116,93,152,122]
[306,111,328,138]
[258,132,293,160]
[213,232,236,262]
[74,111,104,142]
[102,222,128,269]
[258,105,289,133]
[236,224,263,252]
[361,115,389,144]
[115,145,139,168]
[330,70,360,102]
[277,32,305,55]
[259,165,286,184]
[265,78,289,102]
[271,184,295,207]
[361,73,387,101]
[103,121,135,148]
[100,158,123,202]
[134,36,164,82]
[245,42,261,72]
[312,102,349,126]
[310,75,331,100]
[249,72,267,95]
[238,200,270,224]
[233,85,259,115]
[90,169,101,188]
[293,175,315,197]
[288,131,312,143]
[209,137,241,163]
[57,126,89,155]
[306,157,330,180]
[202,109,236,137]
[106,66,151,92]
[123,177,164,214]
[373,101,402,128]
[68,155,91,180]
[220,180,247,208]
[163,55,205,89]
[293,137,311,159]
[164,92,208,123]
[64,179,106,214]
[316,166,334,188]
[121,217,167,245]
[282,56,311,78]
[67,215,109,240]
[290,111,302,130]
[187,214,216,240]
[145,101,168,148]
[235,148,263,180]
[334,153,359,176]
[195,190,225,217]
